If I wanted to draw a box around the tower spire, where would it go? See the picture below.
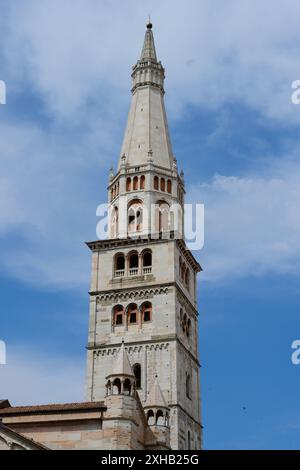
[140,21,157,60]
[118,23,173,170]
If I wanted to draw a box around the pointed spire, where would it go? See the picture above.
[107,341,135,378]
[140,22,157,61]
[144,375,168,409]
[118,23,173,170]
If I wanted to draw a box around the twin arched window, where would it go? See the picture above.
[180,308,192,338]
[146,408,169,426]
[128,199,143,233]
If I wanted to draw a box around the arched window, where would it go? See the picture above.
[140,175,145,190]
[147,409,155,426]
[141,302,152,322]
[128,200,143,233]
[160,178,165,192]
[128,303,138,324]
[186,374,191,399]
[113,305,124,326]
[113,378,121,395]
[167,179,172,194]
[123,378,132,396]
[155,201,170,233]
[154,176,159,190]
[133,363,141,389]
[114,253,125,277]
[142,250,152,273]
[128,251,139,275]
[133,176,139,191]
[156,410,164,426]
[126,177,131,192]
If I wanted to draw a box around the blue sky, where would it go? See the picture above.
[1,0,300,449]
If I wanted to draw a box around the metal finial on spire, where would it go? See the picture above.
[147,14,152,29]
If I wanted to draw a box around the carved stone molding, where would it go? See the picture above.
[96,286,169,306]
[94,342,169,357]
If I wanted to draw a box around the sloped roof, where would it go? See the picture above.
[0,401,105,416]
[144,376,168,409]
[107,342,134,378]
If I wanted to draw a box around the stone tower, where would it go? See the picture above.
[85,23,202,450]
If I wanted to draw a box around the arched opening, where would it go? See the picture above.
[187,430,191,450]
[186,374,191,399]
[133,176,139,191]
[113,378,121,395]
[142,250,152,273]
[128,251,139,275]
[123,378,132,396]
[133,363,141,389]
[140,175,145,190]
[154,176,159,190]
[114,253,125,277]
[147,409,155,426]
[113,305,124,326]
[141,302,152,322]
[156,409,165,426]
[126,177,131,192]
[111,207,119,239]
[128,200,143,234]
[127,303,138,324]
[160,178,165,192]
[155,201,170,233]
[167,179,172,194]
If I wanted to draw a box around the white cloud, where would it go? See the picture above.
[0,0,300,287]
[0,349,84,405]
[3,0,300,122]
[190,155,300,281]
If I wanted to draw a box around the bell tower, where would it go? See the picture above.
[85,23,202,450]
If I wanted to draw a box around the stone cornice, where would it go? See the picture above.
[86,236,174,252]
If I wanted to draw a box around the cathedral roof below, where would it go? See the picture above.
[0,401,105,415]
